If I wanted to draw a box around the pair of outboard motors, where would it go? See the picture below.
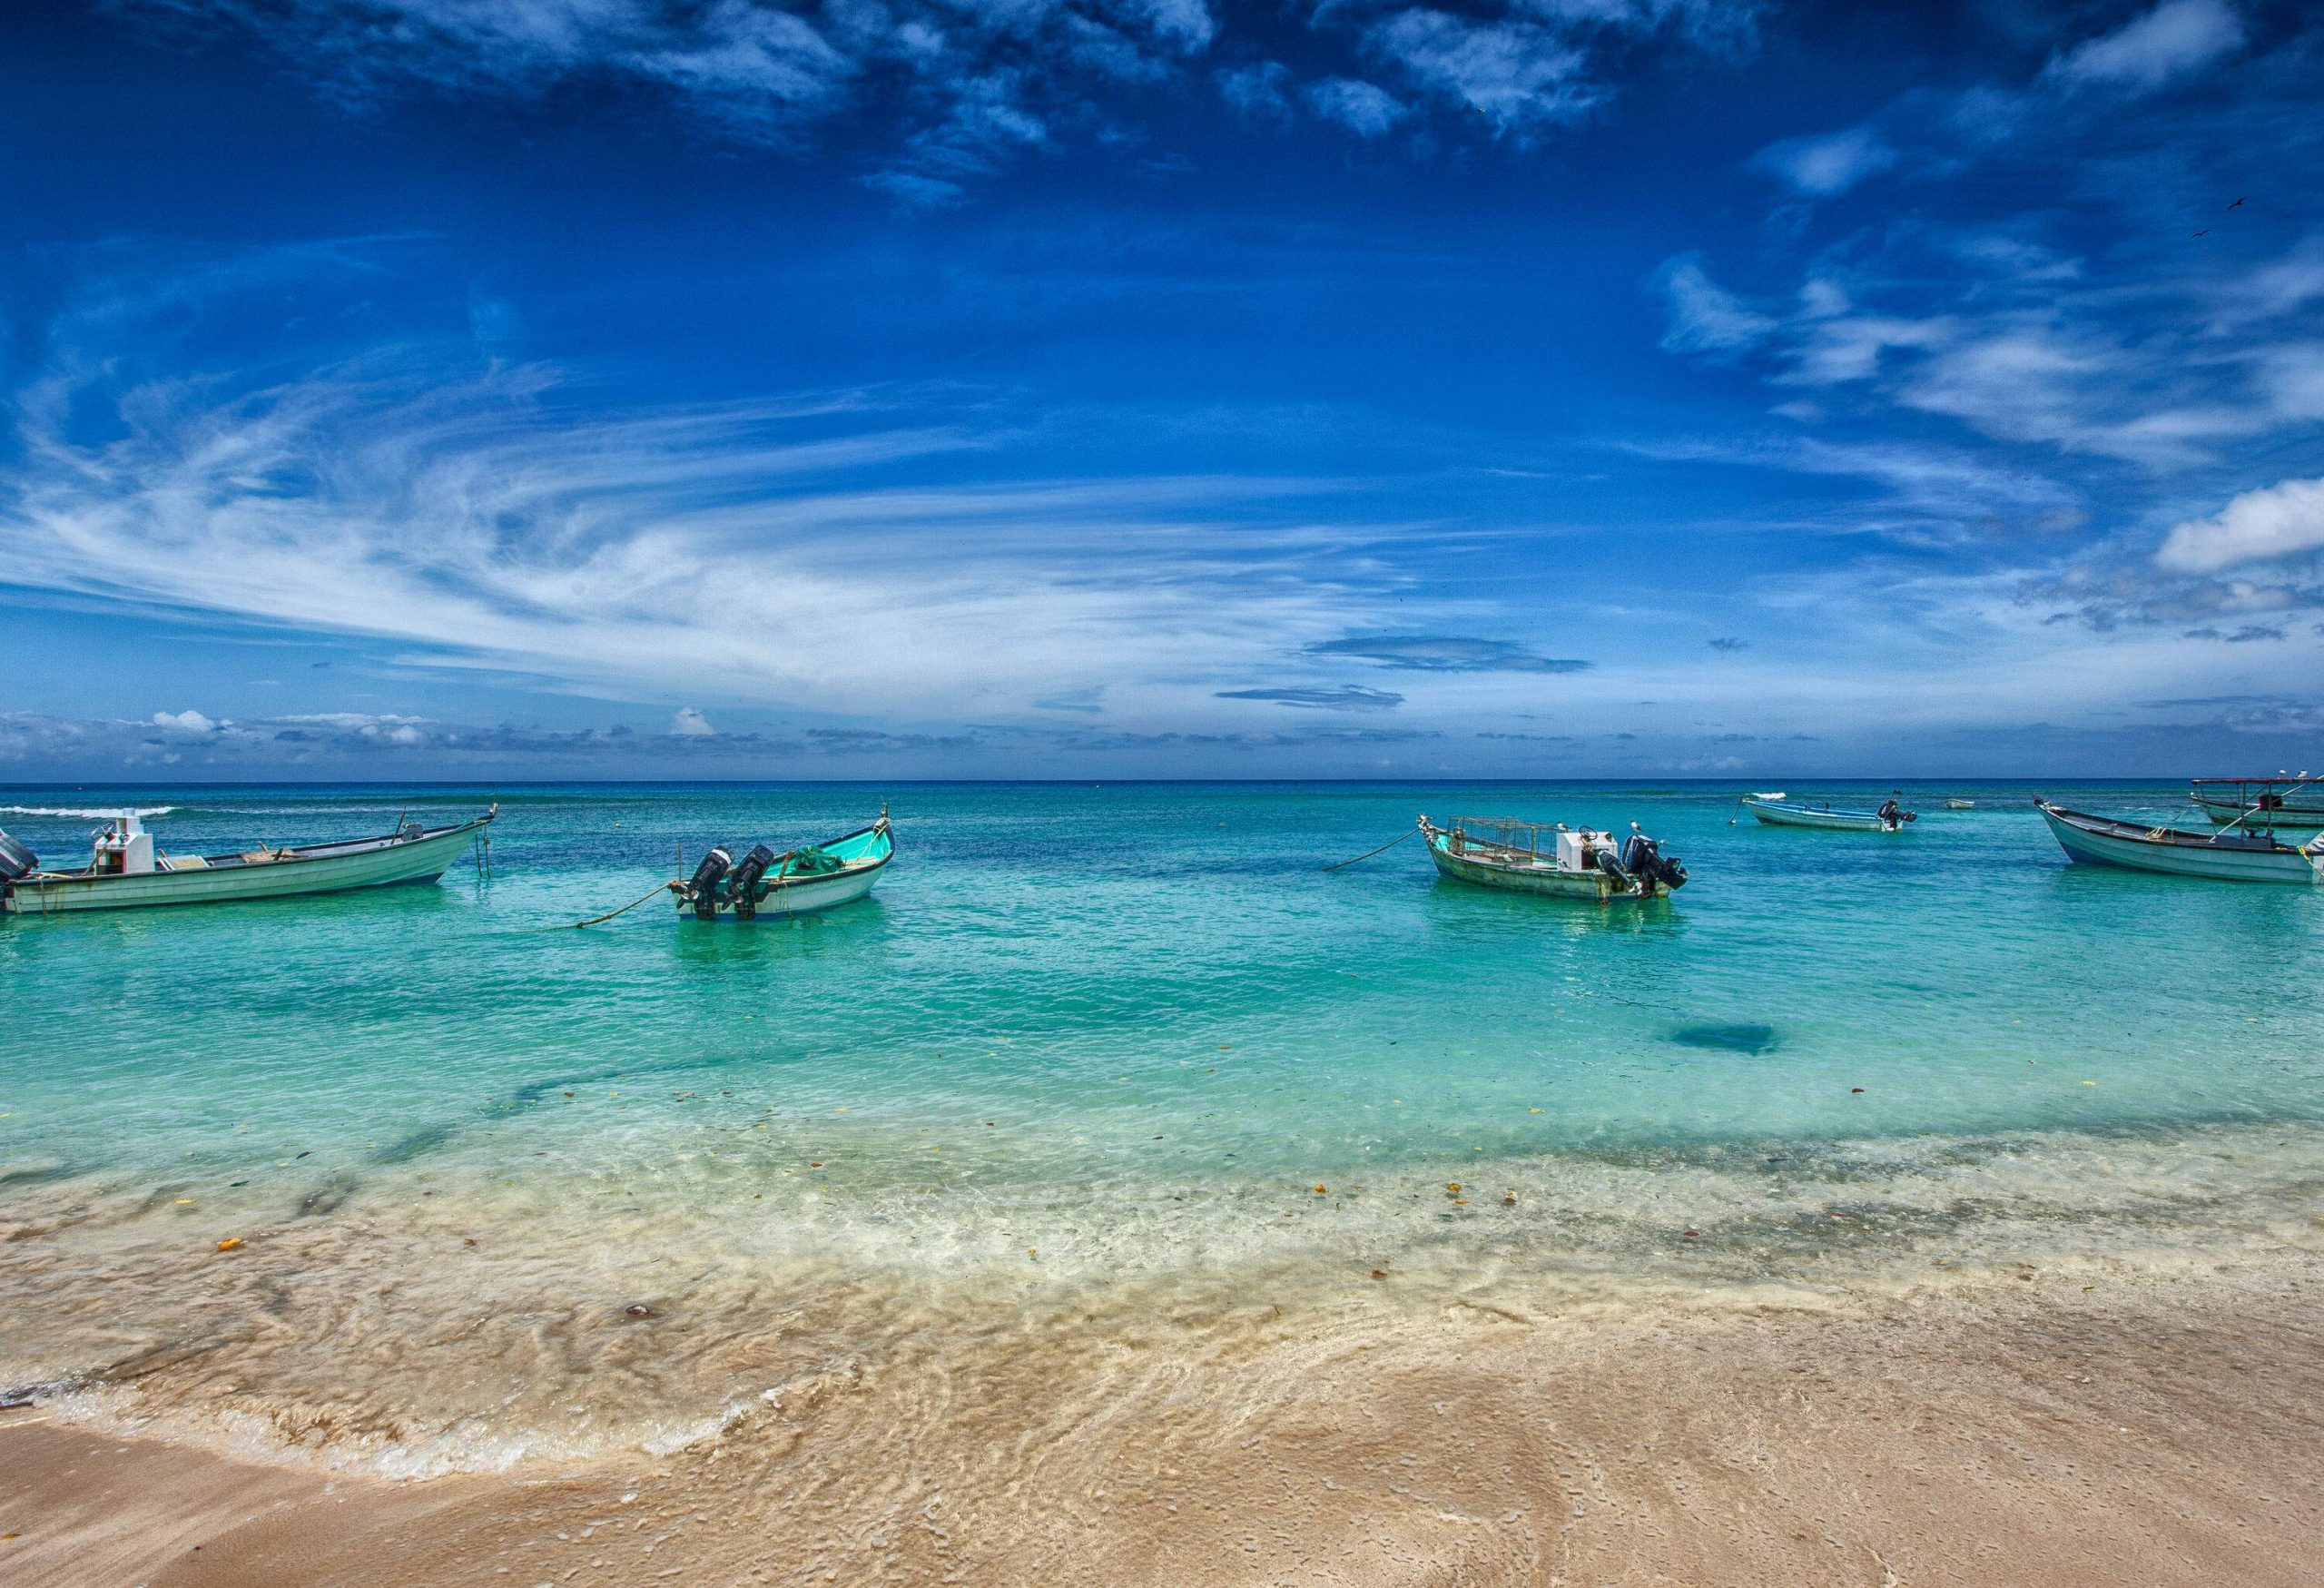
[683,843,779,920]
[1591,832,1689,893]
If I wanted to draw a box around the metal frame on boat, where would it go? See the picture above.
[1418,814,1686,902]
[2036,800,2323,883]
[0,806,496,915]
[2188,774,2324,835]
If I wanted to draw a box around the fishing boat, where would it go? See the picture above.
[1738,794,1915,832]
[2035,801,2322,883]
[2188,774,2324,835]
[1418,814,1687,901]
[0,806,495,915]
[672,811,892,920]
[1945,798,1975,810]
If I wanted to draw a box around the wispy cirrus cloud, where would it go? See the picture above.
[0,241,1484,740]
[113,0,1761,197]
[1749,123,1897,196]
[1213,685,1405,709]
[2041,0,2245,96]
[1305,635,1590,672]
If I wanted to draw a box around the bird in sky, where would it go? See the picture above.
[2229,196,2247,209]
[2191,228,2211,238]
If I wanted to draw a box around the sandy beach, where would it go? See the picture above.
[7,1254,2319,1588]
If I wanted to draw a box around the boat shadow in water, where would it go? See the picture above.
[1423,879,1688,942]
[665,894,894,972]
[1668,1022,1782,1056]
[0,874,477,941]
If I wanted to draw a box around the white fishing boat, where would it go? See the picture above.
[1945,798,1975,810]
[0,807,495,915]
[2188,774,2324,836]
[1738,794,1915,833]
[2036,801,2322,884]
[672,812,892,920]
[1418,814,1687,901]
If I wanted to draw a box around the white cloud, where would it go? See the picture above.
[2042,0,2243,96]
[151,708,218,735]
[2155,478,2324,574]
[1,273,1462,733]
[1652,256,1774,357]
[118,0,1216,196]
[1749,124,1896,196]
[1216,60,1291,115]
[1303,77,1408,137]
[103,0,1769,192]
[2258,343,2324,419]
[1361,12,1593,134]
[671,706,715,735]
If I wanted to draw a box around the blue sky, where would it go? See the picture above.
[2,0,2320,779]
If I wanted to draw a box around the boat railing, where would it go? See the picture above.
[1446,816,1556,858]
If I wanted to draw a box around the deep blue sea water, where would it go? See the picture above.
[5,781,2321,1466]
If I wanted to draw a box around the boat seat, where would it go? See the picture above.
[160,854,210,871]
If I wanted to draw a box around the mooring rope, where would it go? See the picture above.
[562,882,674,929]
[1320,826,1419,872]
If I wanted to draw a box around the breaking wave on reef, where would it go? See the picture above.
[0,804,177,819]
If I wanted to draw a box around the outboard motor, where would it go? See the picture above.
[725,843,778,920]
[685,846,732,920]
[1591,845,1635,892]
[1621,829,1689,892]
[0,829,35,883]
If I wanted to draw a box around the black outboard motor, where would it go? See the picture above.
[0,830,35,883]
[725,843,778,920]
[1622,830,1689,892]
[685,846,732,920]
[1591,845,1635,892]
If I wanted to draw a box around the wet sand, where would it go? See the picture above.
[5,1259,2320,1588]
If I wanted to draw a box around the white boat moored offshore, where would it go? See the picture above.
[2188,774,2324,836]
[672,812,893,920]
[2037,800,2323,883]
[1418,814,1688,902]
[1945,798,1976,810]
[1738,794,1915,833]
[0,807,495,915]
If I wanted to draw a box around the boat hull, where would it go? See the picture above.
[682,860,887,919]
[1740,798,1899,832]
[4,818,487,915]
[2191,795,2324,836]
[2038,804,2319,883]
[678,818,892,920]
[1425,837,1667,900]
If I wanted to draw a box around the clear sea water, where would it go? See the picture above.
[5,781,2321,1468]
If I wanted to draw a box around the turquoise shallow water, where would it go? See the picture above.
[4,780,2319,1188]
[7,780,2324,1470]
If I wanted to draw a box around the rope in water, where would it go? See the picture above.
[563,882,674,929]
[1319,826,1419,872]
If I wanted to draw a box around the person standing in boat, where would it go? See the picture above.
[1877,795,1902,829]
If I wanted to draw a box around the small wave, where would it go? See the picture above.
[0,804,177,819]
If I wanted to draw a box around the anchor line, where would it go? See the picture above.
[1320,826,1419,872]
[562,882,675,930]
